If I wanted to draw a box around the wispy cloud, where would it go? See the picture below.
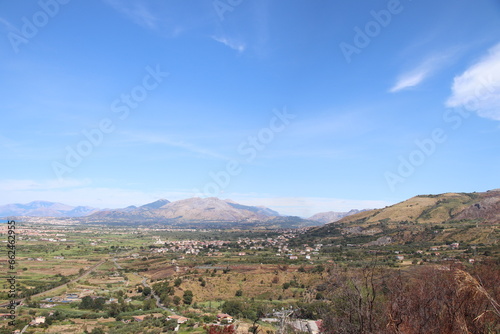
[211,35,246,53]
[120,131,231,161]
[389,71,428,93]
[389,49,457,93]
[104,0,159,29]
[446,42,500,121]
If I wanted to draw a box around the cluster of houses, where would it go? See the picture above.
[233,235,324,261]
[147,234,325,262]
[391,243,477,264]
[88,238,108,246]
[429,242,460,251]
[276,244,323,261]
[150,239,230,255]
[236,234,296,249]
[39,237,67,242]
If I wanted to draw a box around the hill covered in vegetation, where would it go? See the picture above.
[300,190,500,246]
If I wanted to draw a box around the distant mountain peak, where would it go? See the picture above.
[87,197,286,224]
[139,199,171,210]
[0,201,98,218]
[309,209,367,224]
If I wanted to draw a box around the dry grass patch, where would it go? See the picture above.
[168,265,324,303]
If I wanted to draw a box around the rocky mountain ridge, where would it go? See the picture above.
[87,197,280,222]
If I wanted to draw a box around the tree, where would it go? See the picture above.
[160,294,172,307]
[143,297,156,310]
[222,300,244,318]
[79,296,94,309]
[79,296,106,311]
[164,319,178,331]
[318,261,500,334]
[320,263,385,333]
[107,302,120,318]
[183,290,194,305]
[174,278,182,287]
[93,297,106,310]
[142,286,151,297]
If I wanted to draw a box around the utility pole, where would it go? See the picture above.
[277,308,294,334]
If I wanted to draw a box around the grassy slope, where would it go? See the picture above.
[305,190,500,245]
[343,192,475,225]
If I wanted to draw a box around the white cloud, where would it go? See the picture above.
[390,50,456,93]
[211,36,246,53]
[446,43,500,121]
[389,71,428,93]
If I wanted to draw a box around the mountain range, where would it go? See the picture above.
[0,197,325,228]
[87,197,281,222]
[4,189,498,232]
[0,201,99,218]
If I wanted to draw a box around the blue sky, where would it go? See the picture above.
[0,0,499,217]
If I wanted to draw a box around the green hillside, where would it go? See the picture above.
[301,190,500,246]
